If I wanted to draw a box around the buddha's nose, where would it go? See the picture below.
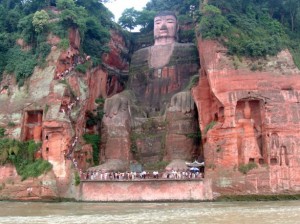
[160,24,167,30]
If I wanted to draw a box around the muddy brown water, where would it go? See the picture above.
[0,200,299,223]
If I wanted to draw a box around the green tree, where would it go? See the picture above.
[32,10,50,33]
[145,0,199,14]
[82,17,110,63]
[283,0,300,31]
[59,3,87,35]
[0,33,15,77]
[18,14,36,44]
[21,0,50,14]
[0,0,114,83]
[83,134,100,165]
[75,0,114,22]
[0,128,5,138]
[56,0,76,10]
[118,7,139,31]
[136,9,156,32]
[5,8,23,33]
[199,4,231,39]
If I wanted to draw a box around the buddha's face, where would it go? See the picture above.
[154,15,178,44]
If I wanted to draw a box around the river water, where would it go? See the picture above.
[0,200,299,224]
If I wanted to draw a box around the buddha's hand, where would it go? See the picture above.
[104,94,129,118]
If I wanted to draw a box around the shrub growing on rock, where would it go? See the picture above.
[238,162,258,174]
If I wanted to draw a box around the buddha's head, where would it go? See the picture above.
[154,11,178,45]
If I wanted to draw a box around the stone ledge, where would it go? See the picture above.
[79,179,212,201]
[81,178,204,183]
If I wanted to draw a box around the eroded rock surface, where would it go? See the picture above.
[193,39,300,194]
[0,28,130,199]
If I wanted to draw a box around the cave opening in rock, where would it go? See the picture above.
[270,158,278,165]
[23,110,43,142]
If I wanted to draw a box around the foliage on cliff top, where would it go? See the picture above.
[198,0,300,67]
[0,139,52,180]
[0,0,114,84]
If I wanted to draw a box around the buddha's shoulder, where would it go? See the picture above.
[132,47,150,59]
[132,43,197,55]
[131,47,150,67]
[172,42,198,56]
[131,43,198,66]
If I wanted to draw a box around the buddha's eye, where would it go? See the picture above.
[167,19,175,23]
[155,20,162,25]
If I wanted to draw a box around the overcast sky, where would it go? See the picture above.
[104,0,150,22]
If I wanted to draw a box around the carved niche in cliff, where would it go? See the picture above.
[235,99,264,165]
[269,133,291,167]
[22,110,43,142]
[98,11,200,172]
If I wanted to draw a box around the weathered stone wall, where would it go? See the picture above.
[2,23,300,201]
[80,179,212,201]
[0,165,58,200]
[0,28,131,200]
[204,165,300,196]
[193,38,300,195]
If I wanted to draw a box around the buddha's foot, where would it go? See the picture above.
[90,159,127,172]
[165,159,188,171]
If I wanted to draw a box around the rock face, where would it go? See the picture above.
[100,30,130,98]
[2,20,300,201]
[0,165,58,200]
[193,39,300,194]
[0,28,130,200]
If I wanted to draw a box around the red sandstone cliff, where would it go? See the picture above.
[0,28,130,200]
[1,25,300,200]
[193,38,300,195]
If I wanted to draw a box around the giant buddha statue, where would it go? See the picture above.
[98,11,200,172]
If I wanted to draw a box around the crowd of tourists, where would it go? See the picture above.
[59,97,80,115]
[80,169,203,181]
[56,54,90,80]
